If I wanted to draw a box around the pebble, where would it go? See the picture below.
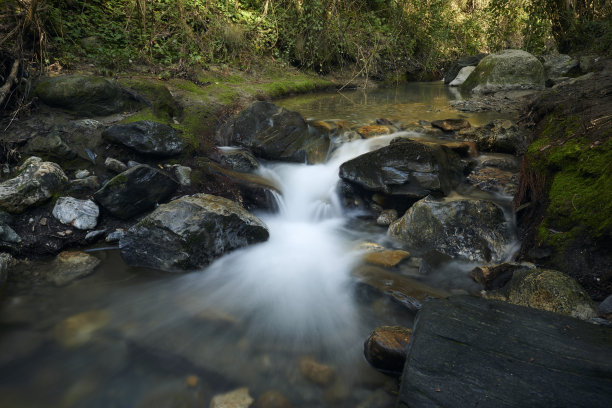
[75,169,90,179]
[210,387,253,408]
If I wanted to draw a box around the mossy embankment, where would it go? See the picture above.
[516,63,612,300]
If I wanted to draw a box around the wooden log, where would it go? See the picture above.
[398,295,612,408]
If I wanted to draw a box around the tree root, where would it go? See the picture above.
[0,58,19,107]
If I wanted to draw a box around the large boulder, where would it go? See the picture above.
[35,75,142,116]
[444,53,487,84]
[216,101,330,163]
[461,49,545,94]
[388,196,515,263]
[0,159,68,213]
[93,165,178,219]
[397,295,612,408]
[458,119,527,155]
[484,268,597,320]
[119,194,269,272]
[338,139,461,199]
[102,121,186,156]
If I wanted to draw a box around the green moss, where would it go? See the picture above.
[121,107,161,124]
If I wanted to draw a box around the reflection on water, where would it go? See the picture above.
[276,81,507,127]
[0,84,517,408]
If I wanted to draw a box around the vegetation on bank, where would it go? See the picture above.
[1,1,611,81]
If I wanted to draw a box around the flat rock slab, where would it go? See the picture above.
[398,295,612,408]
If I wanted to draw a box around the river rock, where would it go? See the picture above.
[458,119,527,154]
[376,209,398,226]
[356,125,393,138]
[35,75,141,116]
[210,387,253,408]
[542,54,579,79]
[397,295,612,408]
[0,160,68,213]
[75,170,90,179]
[53,309,110,348]
[0,223,21,249]
[461,49,545,94]
[217,101,330,163]
[431,118,471,132]
[104,157,128,173]
[364,249,410,268]
[364,326,412,375]
[167,164,192,186]
[93,164,178,219]
[52,197,99,230]
[469,262,536,291]
[68,175,101,194]
[444,53,487,84]
[102,120,186,156]
[26,131,77,160]
[354,265,450,311]
[219,148,260,172]
[47,251,101,286]
[467,166,519,196]
[338,139,461,199]
[119,194,269,272]
[253,391,292,408]
[388,196,514,263]
[299,356,335,386]
[449,65,475,87]
[484,268,597,320]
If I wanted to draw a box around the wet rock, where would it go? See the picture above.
[165,164,192,186]
[219,148,260,172]
[542,54,579,79]
[469,262,536,291]
[85,229,106,241]
[354,265,450,312]
[53,309,110,348]
[127,160,140,168]
[398,295,612,408]
[217,101,330,163]
[253,390,293,408]
[484,268,597,320]
[26,132,77,160]
[210,387,253,408]
[449,65,475,87]
[467,166,519,196]
[0,223,21,249]
[0,252,16,287]
[120,194,269,272]
[47,250,101,286]
[376,209,398,226]
[102,120,186,156]
[478,154,520,171]
[104,157,128,173]
[431,118,471,132]
[388,196,514,263]
[35,75,142,116]
[444,53,487,84]
[357,125,393,138]
[339,139,461,199]
[461,49,545,94]
[52,197,99,230]
[0,160,68,213]
[93,164,179,219]
[299,356,335,386]
[458,119,527,154]
[417,250,453,276]
[364,326,412,375]
[364,250,410,268]
[68,175,101,194]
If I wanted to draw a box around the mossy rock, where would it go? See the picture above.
[485,268,597,320]
[461,49,545,94]
[119,78,182,121]
[35,75,143,116]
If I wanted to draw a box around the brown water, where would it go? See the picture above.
[0,83,516,408]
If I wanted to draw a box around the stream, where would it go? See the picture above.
[0,82,518,407]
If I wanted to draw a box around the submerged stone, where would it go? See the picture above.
[364,326,412,375]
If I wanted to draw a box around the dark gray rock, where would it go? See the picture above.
[599,295,612,317]
[543,54,579,79]
[35,75,142,116]
[0,160,68,213]
[119,194,269,272]
[26,131,77,160]
[219,148,260,172]
[467,166,519,196]
[398,295,612,408]
[104,157,128,173]
[93,165,178,219]
[217,101,330,163]
[458,119,527,155]
[102,121,185,156]
[444,54,487,84]
[339,139,461,199]
[68,175,101,194]
[388,196,515,263]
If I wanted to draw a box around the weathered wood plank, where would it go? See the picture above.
[398,295,612,408]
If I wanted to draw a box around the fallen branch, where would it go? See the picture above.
[0,58,20,106]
